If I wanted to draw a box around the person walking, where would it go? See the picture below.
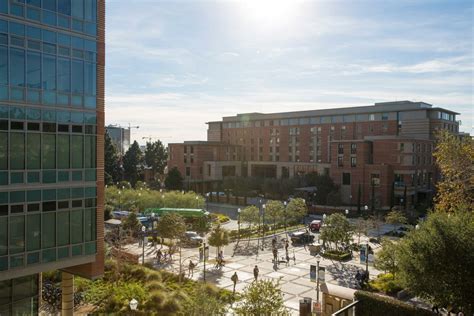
[188,260,195,277]
[253,265,259,281]
[272,248,278,264]
[285,239,289,253]
[156,249,162,264]
[231,272,239,293]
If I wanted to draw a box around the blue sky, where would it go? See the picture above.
[105,0,473,144]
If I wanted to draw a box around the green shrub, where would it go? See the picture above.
[354,291,435,316]
[368,273,403,295]
[322,250,352,261]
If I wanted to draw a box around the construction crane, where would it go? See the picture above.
[142,136,171,143]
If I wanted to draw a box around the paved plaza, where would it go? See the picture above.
[123,232,383,315]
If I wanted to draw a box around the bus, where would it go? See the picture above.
[143,208,209,218]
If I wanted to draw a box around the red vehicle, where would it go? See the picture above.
[309,220,322,232]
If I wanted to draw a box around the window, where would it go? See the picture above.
[0,46,7,85]
[27,214,40,251]
[338,144,344,154]
[71,135,83,168]
[351,157,357,167]
[10,48,25,87]
[84,136,96,168]
[186,167,190,177]
[57,211,70,246]
[71,210,83,244]
[27,52,41,88]
[371,174,380,186]
[42,55,56,90]
[10,133,25,170]
[337,156,343,167]
[58,134,70,169]
[10,215,25,254]
[382,113,389,120]
[84,208,96,242]
[0,217,7,256]
[400,143,405,151]
[342,173,351,185]
[57,58,71,92]
[0,133,6,170]
[369,114,375,121]
[351,143,357,154]
[42,134,56,169]
[72,60,84,94]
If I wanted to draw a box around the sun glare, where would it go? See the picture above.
[240,0,301,28]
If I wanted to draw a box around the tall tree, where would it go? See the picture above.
[123,141,143,187]
[144,140,168,179]
[265,200,284,232]
[385,210,407,234]
[207,224,230,258]
[165,167,184,190]
[104,132,121,184]
[397,210,474,313]
[320,213,352,251]
[375,238,399,276]
[286,198,307,224]
[234,279,289,316]
[433,130,474,212]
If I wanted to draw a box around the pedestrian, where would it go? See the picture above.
[431,305,439,314]
[355,270,362,287]
[273,248,278,263]
[272,237,277,249]
[231,272,238,293]
[285,239,289,252]
[156,249,162,264]
[286,253,290,266]
[188,260,195,277]
[168,248,173,262]
[253,265,259,281]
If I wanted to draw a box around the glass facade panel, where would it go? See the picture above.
[27,52,41,89]
[71,210,83,244]
[0,132,7,170]
[10,133,25,170]
[10,48,25,87]
[57,134,70,169]
[57,211,70,246]
[0,217,7,256]
[27,133,41,169]
[71,135,83,168]
[9,216,25,254]
[42,134,56,169]
[0,46,7,85]
[27,214,41,251]
[42,212,55,248]
[57,58,70,92]
[42,55,56,90]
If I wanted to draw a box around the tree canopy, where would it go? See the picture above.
[320,213,352,251]
[433,130,474,212]
[207,224,230,257]
[123,141,143,187]
[156,213,186,240]
[286,198,307,223]
[234,279,289,316]
[265,200,284,229]
[104,132,121,184]
[396,210,474,313]
[144,140,168,176]
[375,238,399,275]
[165,167,184,190]
[240,205,260,230]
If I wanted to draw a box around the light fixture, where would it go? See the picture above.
[129,298,138,311]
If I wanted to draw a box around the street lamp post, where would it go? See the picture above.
[118,190,121,211]
[283,201,287,235]
[206,192,210,211]
[315,254,322,304]
[365,237,370,281]
[400,198,404,211]
[261,204,266,250]
[237,208,241,241]
[202,237,207,282]
[195,196,199,208]
[345,209,349,217]
[141,225,146,265]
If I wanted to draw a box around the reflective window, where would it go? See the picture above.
[10,133,25,170]
[42,134,56,169]
[10,216,25,254]
[0,47,7,85]
[71,60,84,93]
[42,55,56,90]
[57,211,70,246]
[71,135,83,168]
[10,48,25,87]
[58,134,70,168]
[27,52,41,89]
[27,214,41,251]
[71,210,83,244]
[42,212,55,248]
[57,58,70,92]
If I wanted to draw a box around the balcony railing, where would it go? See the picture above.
[331,300,360,316]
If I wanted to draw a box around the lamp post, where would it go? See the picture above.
[345,209,349,217]
[399,198,404,211]
[315,253,322,304]
[365,237,369,280]
[202,236,207,282]
[206,192,210,211]
[283,201,288,236]
[237,208,241,241]
[261,204,266,250]
[129,298,138,313]
[118,190,122,211]
[195,196,199,208]
[141,225,146,265]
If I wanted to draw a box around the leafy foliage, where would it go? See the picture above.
[156,212,186,240]
[234,279,289,316]
[396,210,474,313]
[320,213,352,251]
[165,167,184,190]
[207,224,230,257]
[354,291,435,316]
[240,205,260,230]
[286,198,307,223]
[375,238,399,275]
[123,141,144,187]
[265,200,284,230]
[433,130,474,212]
[144,140,168,176]
[104,131,122,184]
[368,273,402,295]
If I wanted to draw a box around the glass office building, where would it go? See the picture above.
[0,0,104,313]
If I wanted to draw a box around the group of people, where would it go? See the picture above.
[155,248,173,264]
[271,237,292,266]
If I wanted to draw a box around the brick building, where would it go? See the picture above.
[168,101,460,209]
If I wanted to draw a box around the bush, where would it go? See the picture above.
[368,273,403,295]
[354,291,435,316]
[209,213,230,224]
[322,250,352,261]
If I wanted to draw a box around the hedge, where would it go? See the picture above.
[322,250,352,261]
[354,291,435,316]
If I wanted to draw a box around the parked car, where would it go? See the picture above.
[183,231,203,246]
[309,220,322,232]
[290,231,315,244]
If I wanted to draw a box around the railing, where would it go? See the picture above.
[331,300,360,316]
